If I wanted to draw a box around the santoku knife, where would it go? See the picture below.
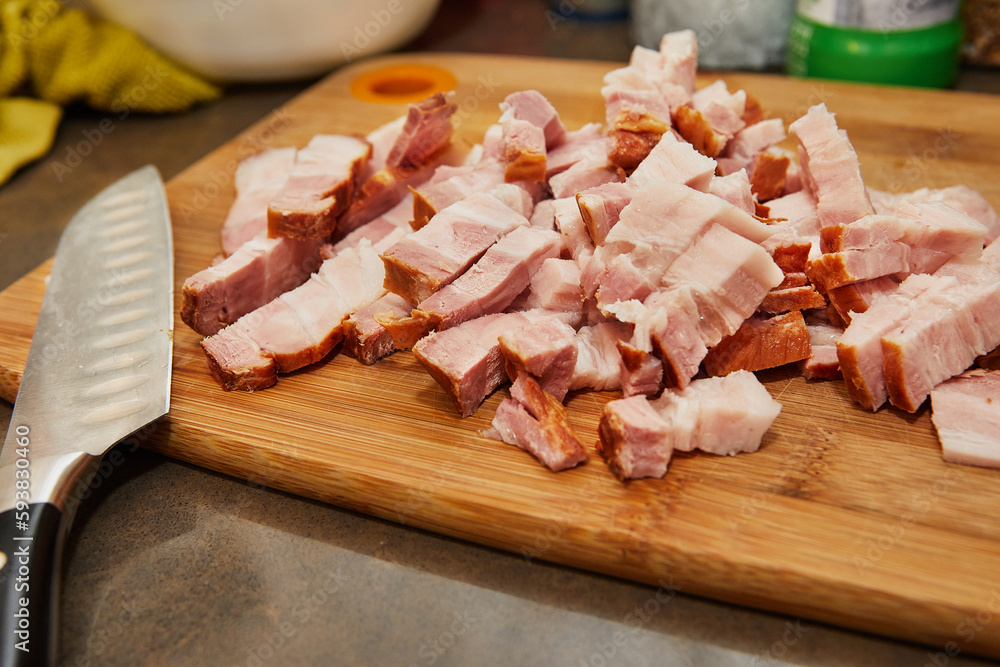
[0,166,173,666]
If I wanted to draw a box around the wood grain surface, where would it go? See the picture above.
[4,53,1000,657]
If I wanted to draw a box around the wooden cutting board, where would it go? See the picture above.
[4,53,1000,658]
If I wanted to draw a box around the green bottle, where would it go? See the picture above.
[786,0,964,88]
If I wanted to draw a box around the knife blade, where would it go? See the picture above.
[0,166,173,666]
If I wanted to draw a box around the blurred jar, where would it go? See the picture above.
[550,0,629,21]
[963,0,1000,65]
[785,0,963,87]
[630,0,796,69]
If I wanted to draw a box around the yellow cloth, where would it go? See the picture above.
[0,0,221,184]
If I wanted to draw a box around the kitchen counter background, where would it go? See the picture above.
[2,1,999,665]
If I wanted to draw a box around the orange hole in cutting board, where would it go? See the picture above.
[350,64,458,104]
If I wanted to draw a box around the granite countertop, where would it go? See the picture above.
[2,1,999,665]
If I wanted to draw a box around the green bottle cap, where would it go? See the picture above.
[786,15,963,88]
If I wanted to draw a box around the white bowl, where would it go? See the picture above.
[84,0,442,82]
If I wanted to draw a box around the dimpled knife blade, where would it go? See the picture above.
[0,165,173,667]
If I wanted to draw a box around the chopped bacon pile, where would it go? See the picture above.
[180,32,1000,478]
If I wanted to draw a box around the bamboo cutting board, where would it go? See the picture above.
[4,53,1000,658]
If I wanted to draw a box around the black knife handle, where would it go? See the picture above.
[0,503,63,667]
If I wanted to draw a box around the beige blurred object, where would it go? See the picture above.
[82,0,442,82]
[963,0,1000,65]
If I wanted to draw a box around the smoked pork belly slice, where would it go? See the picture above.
[589,182,774,309]
[655,370,782,456]
[549,158,624,199]
[413,226,564,331]
[985,238,1000,271]
[360,116,407,179]
[748,150,791,203]
[498,90,566,183]
[597,395,672,480]
[337,93,459,237]
[491,375,588,472]
[789,103,874,228]
[810,205,987,291]
[660,224,785,341]
[498,318,578,401]
[220,147,296,256]
[672,80,746,157]
[486,183,536,221]
[380,192,530,304]
[529,198,556,230]
[413,310,580,417]
[827,203,986,272]
[267,134,371,240]
[554,196,595,263]
[707,171,755,216]
[598,370,781,480]
[836,273,949,410]
[570,322,632,392]
[181,234,323,336]
[800,313,844,380]
[617,341,664,397]
[627,131,716,192]
[201,241,388,391]
[636,289,708,389]
[805,243,909,293]
[607,127,666,174]
[765,190,821,246]
[326,195,413,257]
[892,200,988,272]
[410,160,507,229]
[343,292,413,365]
[659,29,698,93]
[777,272,809,289]
[338,158,442,238]
[577,181,633,245]
[601,59,679,172]
[759,285,826,314]
[762,232,812,274]
[386,92,458,169]
[545,123,608,177]
[501,116,546,182]
[703,310,811,376]
[873,185,1000,243]
[826,275,900,325]
[931,369,1000,468]
[501,90,568,149]
[819,214,906,253]
[882,264,1000,412]
[522,257,584,314]
[718,117,786,175]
